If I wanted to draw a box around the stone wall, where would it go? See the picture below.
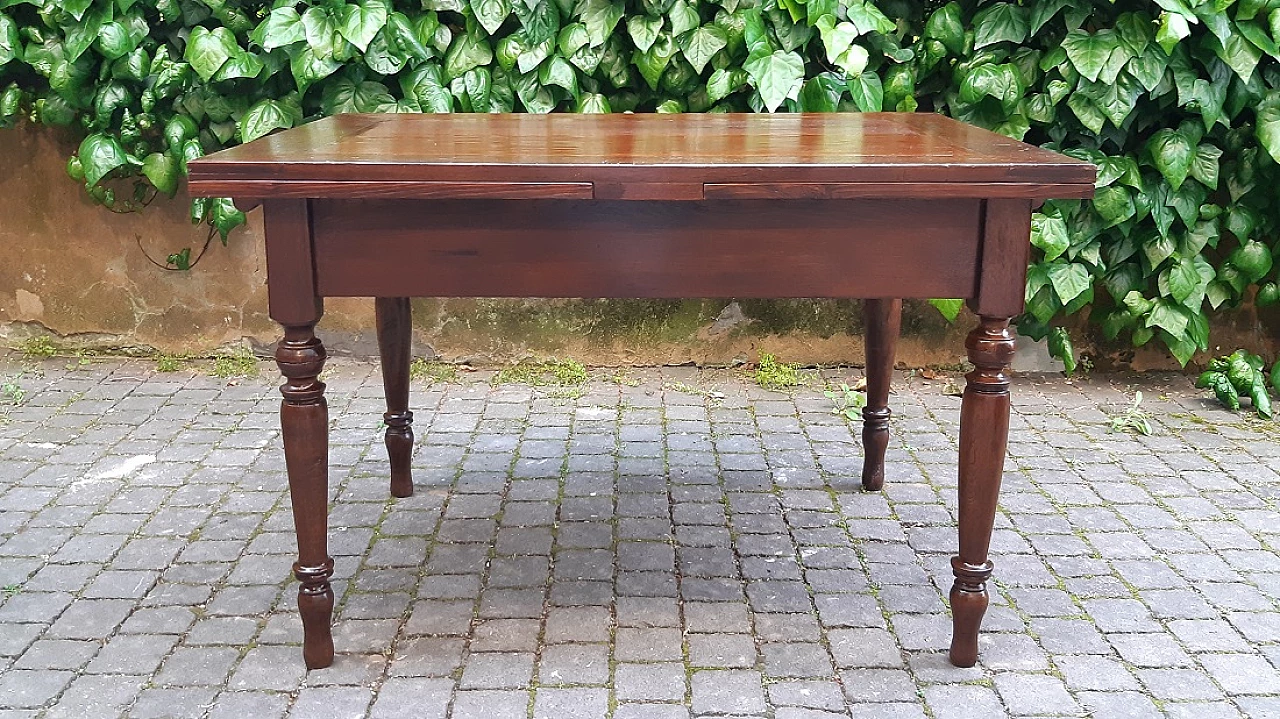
[2,122,1274,369]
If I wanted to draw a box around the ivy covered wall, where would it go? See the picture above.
[2,0,1280,367]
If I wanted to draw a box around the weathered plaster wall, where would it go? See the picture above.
[1,122,1275,368]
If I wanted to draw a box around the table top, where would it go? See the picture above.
[187,113,1095,201]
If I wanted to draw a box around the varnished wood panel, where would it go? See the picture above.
[310,199,982,299]
[209,181,594,200]
[703,182,1094,200]
[187,113,1096,199]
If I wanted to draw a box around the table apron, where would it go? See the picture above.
[308,198,983,299]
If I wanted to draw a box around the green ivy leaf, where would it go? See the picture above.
[1093,185,1135,227]
[960,63,1022,115]
[239,98,294,143]
[1143,232,1177,269]
[844,1,894,36]
[581,0,624,47]
[302,7,340,59]
[1160,254,1201,303]
[253,7,307,51]
[1146,299,1189,338]
[185,26,240,82]
[1216,30,1261,83]
[575,91,610,112]
[0,13,19,67]
[924,2,964,55]
[1230,240,1274,282]
[1061,29,1119,83]
[1156,12,1191,54]
[538,54,579,96]
[627,15,662,53]
[141,152,179,196]
[1255,94,1280,164]
[338,0,390,52]
[928,298,964,322]
[472,0,512,36]
[1190,143,1221,188]
[290,46,342,95]
[707,67,747,102]
[674,26,724,75]
[209,198,246,244]
[401,63,454,112]
[973,3,1029,49]
[744,49,804,113]
[1047,326,1076,376]
[1047,262,1092,305]
[798,73,843,112]
[634,32,675,89]
[1031,212,1070,262]
[1147,128,1193,191]
[445,32,494,80]
[60,7,104,64]
[322,75,393,113]
[78,133,138,187]
[846,71,882,111]
[669,0,699,37]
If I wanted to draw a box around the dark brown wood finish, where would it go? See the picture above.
[861,299,901,491]
[376,297,414,498]
[189,114,1095,670]
[262,200,334,670]
[309,199,981,299]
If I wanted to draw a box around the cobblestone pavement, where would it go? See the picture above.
[2,355,1280,719]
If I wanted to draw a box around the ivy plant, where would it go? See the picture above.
[2,0,1280,368]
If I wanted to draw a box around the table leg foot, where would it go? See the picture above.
[861,298,901,491]
[949,558,992,667]
[376,297,414,498]
[295,558,335,669]
[276,324,335,669]
[948,315,1014,668]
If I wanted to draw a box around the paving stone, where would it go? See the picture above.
[288,686,373,718]
[460,652,535,690]
[615,662,687,701]
[691,670,767,715]
[0,669,74,709]
[85,634,178,675]
[367,678,451,719]
[1056,654,1140,691]
[839,669,918,703]
[129,687,219,719]
[207,692,291,719]
[532,688,609,719]
[1199,653,1280,694]
[922,685,1007,719]
[153,647,240,687]
[44,675,144,719]
[450,690,529,719]
[538,643,610,685]
[993,673,1080,716]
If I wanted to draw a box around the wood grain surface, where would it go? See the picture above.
[187,113,1096,200]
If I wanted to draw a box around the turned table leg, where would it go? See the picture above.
[861,298,901,491]
[949,316,1015,667]
[376,297,414,498]
[276,324,335,669]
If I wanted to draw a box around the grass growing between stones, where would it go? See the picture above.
[18,336,57,359]
[753,353,802,390]
[493,358,588,387]
[1,374,25,407]
[409,358,459,383]
[154,354,188,372]
[211,347,260,378]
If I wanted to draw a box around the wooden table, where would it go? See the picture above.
[188,113,1094,670]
